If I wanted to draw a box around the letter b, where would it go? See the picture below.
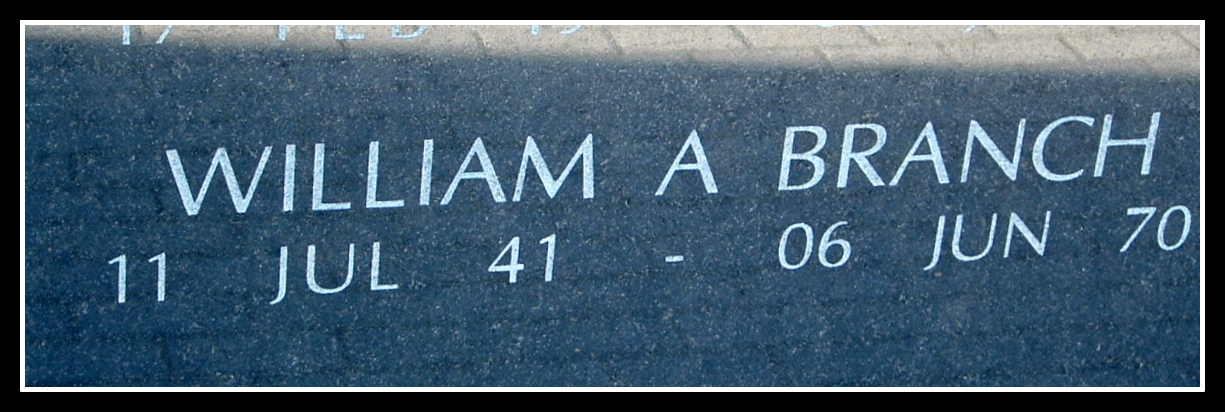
[778,126,828,191]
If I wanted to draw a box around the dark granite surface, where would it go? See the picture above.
[25,37,1199,386]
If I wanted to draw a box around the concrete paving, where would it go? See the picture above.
[24,24,1200,73]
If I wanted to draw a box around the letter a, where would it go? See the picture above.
[656,130,719,195]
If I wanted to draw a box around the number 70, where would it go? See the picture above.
[1120,206,1192,252]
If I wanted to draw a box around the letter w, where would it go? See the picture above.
[166,147,272,215]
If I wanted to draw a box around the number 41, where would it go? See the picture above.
[489,234,556,283]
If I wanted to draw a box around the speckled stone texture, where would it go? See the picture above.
[25,25,1200,387]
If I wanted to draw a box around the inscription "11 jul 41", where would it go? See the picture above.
[103,111,1194,305]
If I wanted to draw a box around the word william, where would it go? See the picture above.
[165,112,1162,216]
